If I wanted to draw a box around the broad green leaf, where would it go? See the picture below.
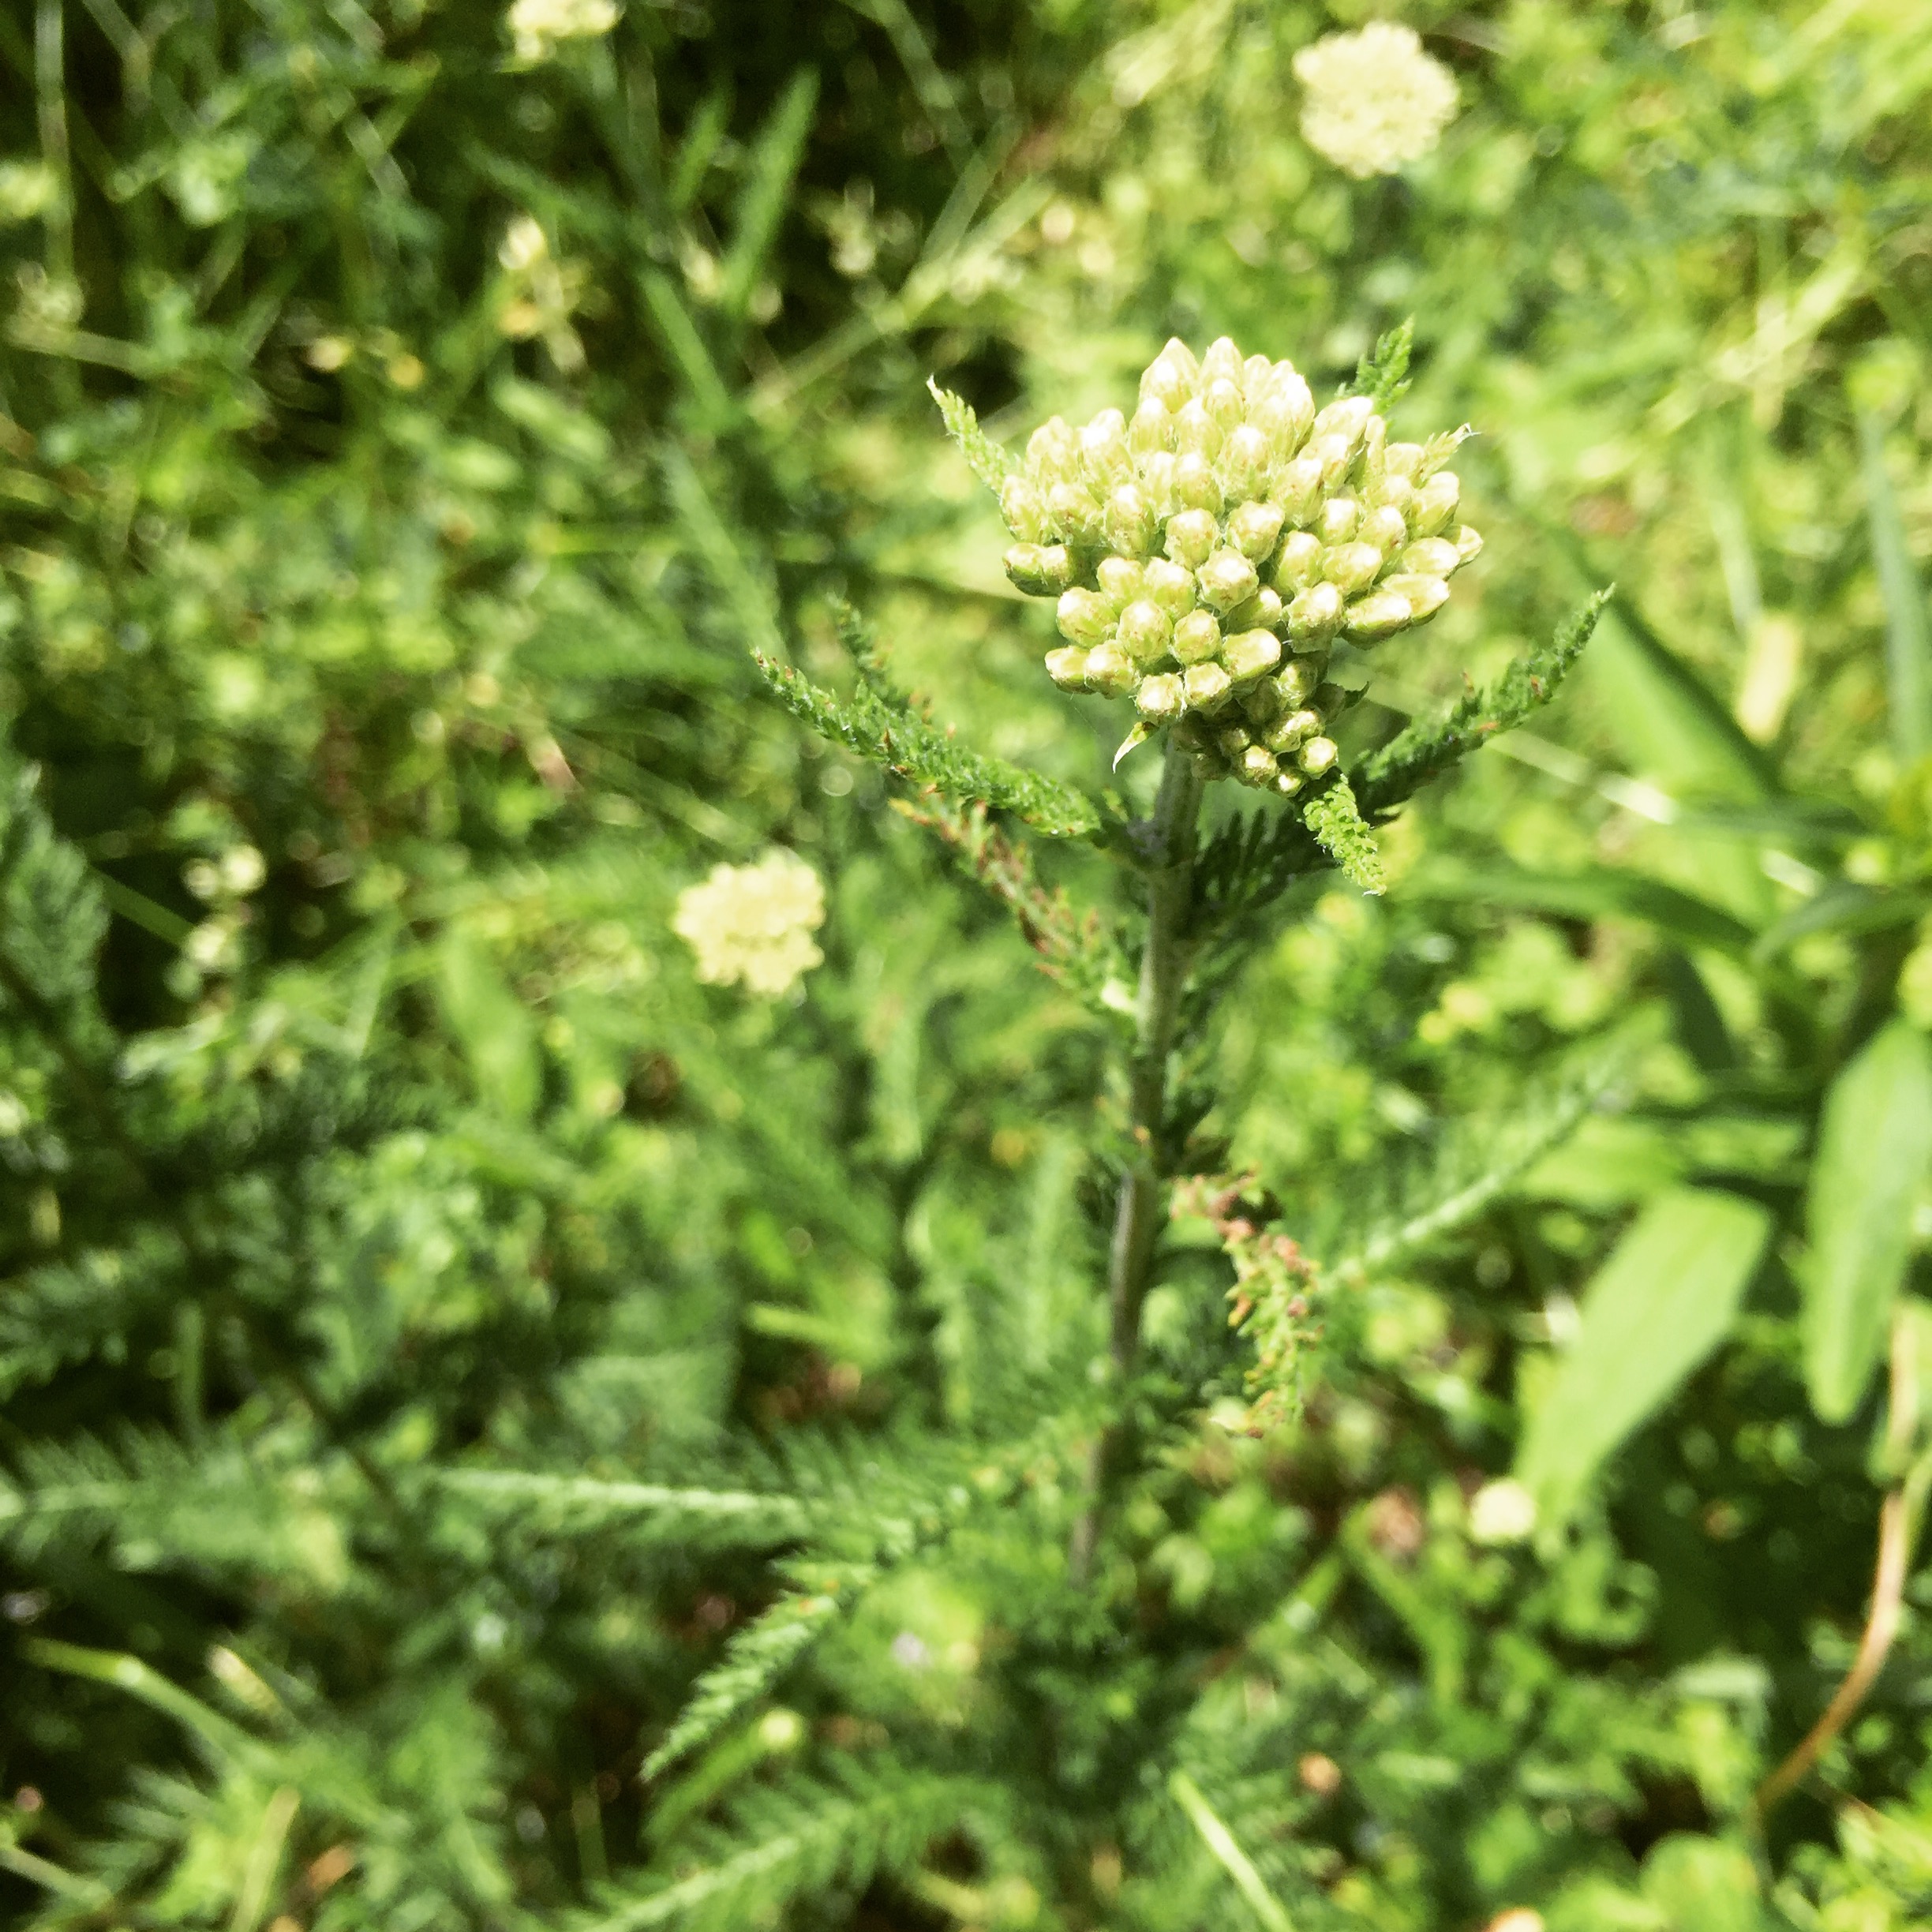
[436,930,541,1124]
[1518,1189,1770,1526]
[1802,1020,1932,1424]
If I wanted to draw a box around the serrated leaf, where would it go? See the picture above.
[1518,1189,1770,1527]
[1802,1020,1932,1424]
[927,377,1014,493]
[1302,775,1386,893]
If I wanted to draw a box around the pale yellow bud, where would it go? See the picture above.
[1136,672,1185,721]
[1322,542,1384,597]
[1173,609,1223,665]
[1165,510,1218,568]
[1144,557,1196,617]
[1183,662,1233,712]
[1223,629,1283,682]
[1297,735,1339,775]
[1198,549,1260,613]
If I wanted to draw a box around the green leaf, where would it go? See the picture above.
[1361,591,1611,814]
[1406,859,1758,955]
[1301,774,1385,893]
[927,377,1015,493]
[719,71,820,324]
[1518,1189,1770,1527]
[1802,1020,1932,1424]
[1346,316,1414,415]
[1858,408,1932,765]
[754,645,1102,839]
[436,930,541,1122]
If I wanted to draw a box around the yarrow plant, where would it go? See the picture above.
[1293,22,1461,178]
[1000,333,1481,791]
[673,848,826,995]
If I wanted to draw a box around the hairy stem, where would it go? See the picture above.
[1755,1308,1932,1819]
[1070,748,1206,1584]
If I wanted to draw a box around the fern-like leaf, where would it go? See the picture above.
[1301,775,1387,894]
[1361,590,1612,814]
[927,378,1015,492]
[643,1577,865,1778]
[891,792,1131,1017]
[754,652,1102,838]
[1346,317,1414,414]
[571,1762,1006,1932]
[434,1469,810,1548]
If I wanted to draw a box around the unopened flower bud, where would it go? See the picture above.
[1288,582,1345,642]
[1026,416,1078,485]
[1322,541,1383,596]
[1057,587,1112,644]
[1157,337,1200,389]
[1048,480,1104,545]
[1275,768,1305,797]
[1273,455,1326,523]
[1144,556,1196,616]
[1201,336,1245,388]
[1317,496,1361,545]
[1345,589,1414,641]
[1080,408,1131,480]
[1297,735,1339,775]
[1097,555,1145,607]
[1309,432,1358,486]
[1452,522,1483,564]
[1266,708,1321,752]
[1173,608,1223,665]
[1227,585,1284,631]
[1240,744,1279,786]
[1116,598,1173,665]
[1241,678,1286,724]
[1140,451,1177,514]
[1136,672,1185,721]
[1129,399,1172,454]
[1184,661,1233,712]
[1045,646,1090,690]
[1084,644,1137,696]
[1174,400,1222,457]
[1368,472,1417,517]
[1005,544,1060,595]
[1001,476,1048,541]
[1360,504,1409,555]
[1173,452,1222,515]
[1275,660,1318,706]
[1165,509,1218,568]
[1398,537,1461,578]
[1412,471,1459,535]
[1223,628,1282,682]
[1312,395,1375,444]
[1140,354,1190,410]
[1227,500,1284,563]
[1255,371,1315,453]
[1244,354,1273,390]
[1381,572,1450,621]
[1383,441,1425,478]
[1204,377,1245,430]
[1217,724,1252,758]
[1222,423,1271,496]
[1198,549,1260,613]
[1272,530,1323,588]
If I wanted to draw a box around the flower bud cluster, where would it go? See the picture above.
[1000,336,1479,793]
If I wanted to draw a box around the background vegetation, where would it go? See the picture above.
[3,1,1932,1927]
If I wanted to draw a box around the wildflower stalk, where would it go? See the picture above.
[1071,747,1206,1582]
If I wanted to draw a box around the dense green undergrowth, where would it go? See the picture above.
[4,3,1932,1929]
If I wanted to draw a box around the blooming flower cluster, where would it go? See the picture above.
[505,0,620,63]
[672,849,826,997]
[1000,336,1481,793]
[1293,22,1460,179]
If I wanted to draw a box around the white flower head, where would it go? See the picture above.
[673,849,826,998]
[507,0,620,64]
[1292,22,1459,179]
[1467,1477,1537,1547]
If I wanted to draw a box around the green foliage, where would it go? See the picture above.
[1518,1189,1773,1530]
[1301,774,1387,895]
[6,4,1932,1931]
[1803,1022,1932,1425]
[754,643,1103,838]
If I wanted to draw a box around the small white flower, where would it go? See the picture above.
[1468,1477,1537,1546]
[673,849,826,998]
[1292,22,1459,179]
[506,0,620,64]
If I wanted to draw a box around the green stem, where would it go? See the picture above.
[1070,747,1205,1584]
